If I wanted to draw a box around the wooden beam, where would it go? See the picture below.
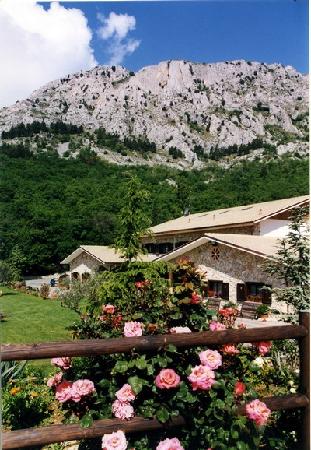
[2,394,308,449]
[299,311,310,450]
[1,324,307,361]
[1,324,307,362]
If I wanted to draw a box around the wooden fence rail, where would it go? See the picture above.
[1,311,309,450]
[2,394,309,449]
[1,324,307,361]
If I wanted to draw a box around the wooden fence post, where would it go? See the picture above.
[299,311,310,450]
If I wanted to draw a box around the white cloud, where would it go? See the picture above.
[97,12,140,65]
[0,0,97,107]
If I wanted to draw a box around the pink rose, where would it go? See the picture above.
[51,357,71,370]
[222,344,240,355]
[112,399,135,420]
[188,365,215,391]
[234,381,246,396]
[102,304,115,314]
[209,321,226,331]
[246,399,271,426]
[47,372,62,387]
[155,369,181,389]
[169,327,191,334]
[71,379,96,402]
[55,380,73,403]
[115,384,136,402]
[254,341,272,356]
[156,437,185,450]
[199,349,222,370]
[102,430,128,450]
[123,322,143,337]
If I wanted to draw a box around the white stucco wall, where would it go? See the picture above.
[259,219,290,237]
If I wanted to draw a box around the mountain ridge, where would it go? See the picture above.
[0,59,308,168]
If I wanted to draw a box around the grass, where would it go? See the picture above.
[0,286,78,373]
[0,286,78,344]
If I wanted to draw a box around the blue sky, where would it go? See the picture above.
[0,0,308,107]
[65,0,308,73]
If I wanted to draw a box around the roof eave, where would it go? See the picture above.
[253,199,309,224]
[158,234,277,262]
[148,222,254,238]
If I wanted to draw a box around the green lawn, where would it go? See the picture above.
[0,286,78,344]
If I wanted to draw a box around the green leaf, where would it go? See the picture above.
[205,309,217,316]
[166,344,177,353]
[128,376,144,394]
[135,357,147,370]
[236,442,247,450]
[231,430,239,439]
[113,360,128,373]
[80,412,93,428]
[156,406,170,423]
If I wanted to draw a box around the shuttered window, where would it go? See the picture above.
[222,283,229,300]
[236,283,246,302]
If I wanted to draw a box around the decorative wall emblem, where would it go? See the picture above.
[211,247,220,260]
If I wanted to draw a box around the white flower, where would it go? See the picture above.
[252,357,265,368]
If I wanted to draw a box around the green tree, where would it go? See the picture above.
[264,208,309,312]
[176,178,192,215]
[114,175,151,261]
[8,245,27,281]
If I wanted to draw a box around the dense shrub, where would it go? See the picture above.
[53,260,300,449]
[2,365,53,431]
[208,139,277,160]
[1,121,83,139]
[0,142,32,158]
[39,283,50,299]
[168,147,184,159]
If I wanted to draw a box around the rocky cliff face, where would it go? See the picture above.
[0,60,308,167]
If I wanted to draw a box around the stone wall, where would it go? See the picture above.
[168,241,286,310]
[70,252,102,277]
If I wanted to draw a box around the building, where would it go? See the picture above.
[61,245,156,282]
[143,195,309,308]
[142,195,309,254]
[61,195,308,309]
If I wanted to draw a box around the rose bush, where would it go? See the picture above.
[54,259,301,449]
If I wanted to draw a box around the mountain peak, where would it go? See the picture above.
[0,59,308,168]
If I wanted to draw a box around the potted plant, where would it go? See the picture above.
[256,304,270,321]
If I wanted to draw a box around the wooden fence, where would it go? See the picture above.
[1,311,309,450]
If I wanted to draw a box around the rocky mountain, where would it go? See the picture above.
[0,60,308,168]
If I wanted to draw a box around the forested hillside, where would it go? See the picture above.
[0,151,308,274]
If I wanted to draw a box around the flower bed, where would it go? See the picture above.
[40,260,301,449]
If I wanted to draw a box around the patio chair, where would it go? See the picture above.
[206,297,222,312]
[240,301,259,320]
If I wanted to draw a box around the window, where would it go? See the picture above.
[175,241,188,249]
[143,243,173,255]
[245,282,272,305]
[207,280,229,300]
[158,242,173,254]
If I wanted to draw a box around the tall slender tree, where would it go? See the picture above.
[114,175,151,261]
